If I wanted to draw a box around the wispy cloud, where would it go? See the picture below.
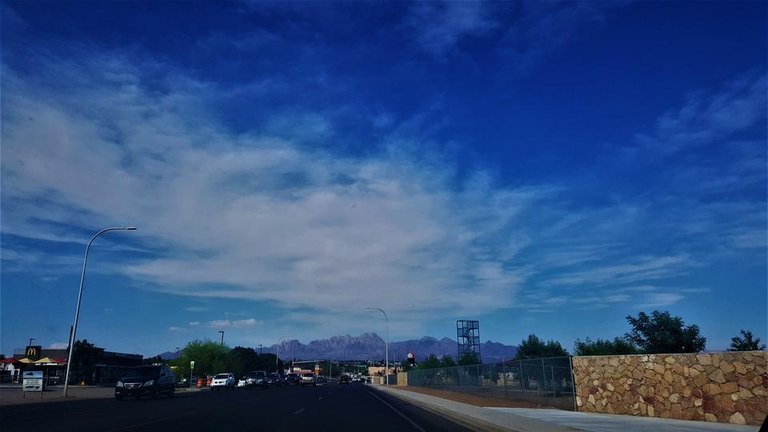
[404,1,499,57]
[182,319,262,330]
[403,0,627,68]
[636,70,767,153]
[1,41,764,337]
[207,319,261,329]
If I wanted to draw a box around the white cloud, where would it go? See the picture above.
[1,55,534,319]
[1,49,764,339]
[637,293,685,309]
[48,343,68,349]
[205,319,261,329]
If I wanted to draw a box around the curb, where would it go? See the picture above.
[369,385,512,432]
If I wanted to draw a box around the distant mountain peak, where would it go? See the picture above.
[260,334,517,364]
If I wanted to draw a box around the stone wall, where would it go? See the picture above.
[572,351,767,425]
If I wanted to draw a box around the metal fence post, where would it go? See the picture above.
[501,362,506,388]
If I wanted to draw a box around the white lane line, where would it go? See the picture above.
[293,408,305,415]
[367,390,427,432]
[318,396,324,400]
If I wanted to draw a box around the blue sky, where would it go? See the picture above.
[1,1,765,358]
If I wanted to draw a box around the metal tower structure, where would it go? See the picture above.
[456,320,481,363]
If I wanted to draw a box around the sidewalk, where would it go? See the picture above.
[372,385,761,432]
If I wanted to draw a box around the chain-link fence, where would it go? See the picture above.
[407,357,575,410]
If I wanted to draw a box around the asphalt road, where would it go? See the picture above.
[0,383,474,432]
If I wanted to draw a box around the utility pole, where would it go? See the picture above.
[218,331,224,345]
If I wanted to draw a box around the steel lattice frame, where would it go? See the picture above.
[456,320,481,362]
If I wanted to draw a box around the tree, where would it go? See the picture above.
[173,340,231,380]
[70,339,103,384]
[625,311,706,354]
[515,334,568,359]
[458,353,479,366]
[573,337,640,356]
[230,347,259,378]
[418,354,441,370]
[729,330,765,351]
[143,355,163,365]
[440,355,456,367]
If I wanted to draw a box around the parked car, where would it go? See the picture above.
[339,374,351,384]
[115,365,175,400]
[245,370,269,388]
[285,373,301,385]
[300,372,317,387]
[267,372,284,386]
[210,373,235,390]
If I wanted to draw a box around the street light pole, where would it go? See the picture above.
[28,338,35,347]
[365,307,388,387]
[219,331,224,346]
[63,226,137,397]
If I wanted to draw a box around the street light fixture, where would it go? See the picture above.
[28,338,35,347]
[219,330,224,346]
[365,307,389,387]
[63,226,138,397]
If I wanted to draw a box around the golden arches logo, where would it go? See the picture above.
[26,347,38,358]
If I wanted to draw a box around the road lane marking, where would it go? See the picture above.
[293,408,305,415]
[367,390,426,432]
[318,396,323,400]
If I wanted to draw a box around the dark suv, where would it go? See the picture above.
[115,365,175,400]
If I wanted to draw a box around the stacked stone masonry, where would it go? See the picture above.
[572,351,767,425]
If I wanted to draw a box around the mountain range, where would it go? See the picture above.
[159,333,518,364]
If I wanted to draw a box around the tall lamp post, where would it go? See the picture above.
[365,307,388,386]
[63,226,137,397]
[218,331,224,346]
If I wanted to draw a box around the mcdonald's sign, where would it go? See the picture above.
[25,346,42,361]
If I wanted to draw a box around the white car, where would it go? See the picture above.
[210,373,235,391]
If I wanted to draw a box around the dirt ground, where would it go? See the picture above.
[394,386,560,409]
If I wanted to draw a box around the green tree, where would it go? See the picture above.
[729,330,765,351]
[440,355,456,367]
[625,311,706,354]
[515,334,568,359]
[573,337,640,356]
[70,339,103,384]
[458,353,480,365]
[418,354,441,369]
[173,340,231,380]
[143,355,163,365]
[230,346,259,378]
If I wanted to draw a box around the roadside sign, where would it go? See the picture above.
[22,370,44,392]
